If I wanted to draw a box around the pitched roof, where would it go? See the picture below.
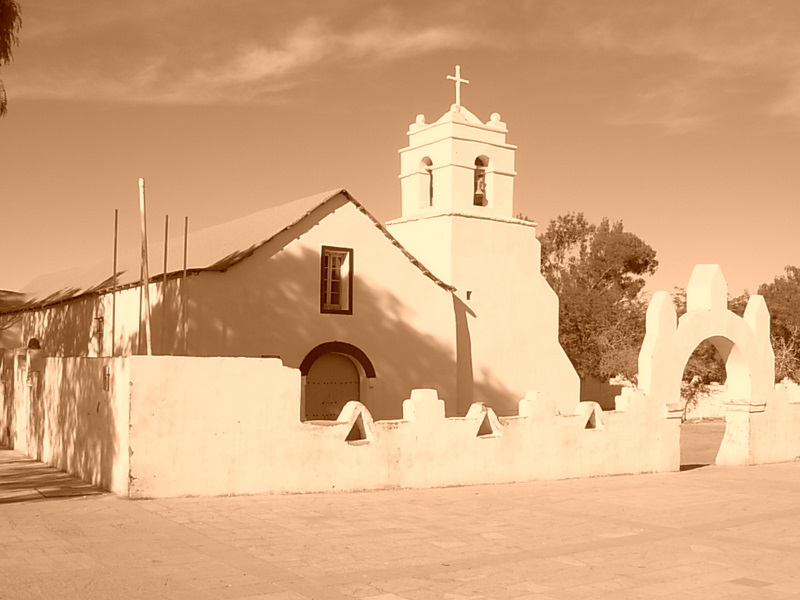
[0,290,25,312]
[4,189,453,313]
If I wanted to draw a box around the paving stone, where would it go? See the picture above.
[2,446,800,599]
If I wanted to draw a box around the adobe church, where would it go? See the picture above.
[3,68,798,498]
[3,68,580,421]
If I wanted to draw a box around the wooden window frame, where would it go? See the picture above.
[320,246,354,315]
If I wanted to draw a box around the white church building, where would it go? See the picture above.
[3,70,797,498]
[3,81,578,422]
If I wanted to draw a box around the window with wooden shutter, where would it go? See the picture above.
[320,246,353,314]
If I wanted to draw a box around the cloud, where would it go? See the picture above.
[345,23,470,60]
[165,18,474,104]
[571,1,800,130]
[8,3,479,105]
[609,75,719,133]
[771,78,800,122]
[166,19,329,103]
[14,0,797,129]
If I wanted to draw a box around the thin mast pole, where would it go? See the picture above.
[162,214,169,355]
[111,209,118,357]
[182,216,188,355]
[138,178,152,356]
[183,216,188,278]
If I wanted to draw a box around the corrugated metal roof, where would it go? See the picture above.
[0,290,25,312]
[4,188,453,313]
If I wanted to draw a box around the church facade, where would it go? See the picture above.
[3,73,799,498]
[3,97,579,422]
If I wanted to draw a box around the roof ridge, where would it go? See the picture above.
[2,188,454,314]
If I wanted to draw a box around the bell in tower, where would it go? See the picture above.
[473,157,488,207]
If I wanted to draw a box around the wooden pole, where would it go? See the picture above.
[138,178,152,356]
[163,215,170,284]
[111,209,118,357]
[162,214,169,355]
[183,216,188,277]
[182,216,188,354]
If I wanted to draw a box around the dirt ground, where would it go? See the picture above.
[4,443,800,599]
[680,419,727,468]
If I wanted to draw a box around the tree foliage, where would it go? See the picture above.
[758,266,800,382]
[540,209,798,393]
[539,213,658,381]
[0,0,22,117]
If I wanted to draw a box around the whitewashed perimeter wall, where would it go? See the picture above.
[125,355,677,498]
[0,353,130,495]
[4,354,798,499]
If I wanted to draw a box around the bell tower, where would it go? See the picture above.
[396,66,517,219]
[386,67,580,418]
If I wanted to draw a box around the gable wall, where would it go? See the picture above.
[181,200,459,419]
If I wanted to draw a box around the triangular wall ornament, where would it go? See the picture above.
[477,412,494,437]
[336,401,375,444]
[346,412,368,442]
[466,402,502,438]
[576,401,604,431]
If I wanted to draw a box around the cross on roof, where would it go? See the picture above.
[446,65,470,108]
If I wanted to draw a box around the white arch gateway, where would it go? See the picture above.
[638,264,799,466]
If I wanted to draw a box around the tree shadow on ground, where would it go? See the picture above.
[0,446,104,504]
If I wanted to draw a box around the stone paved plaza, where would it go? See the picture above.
[1,439,799,600]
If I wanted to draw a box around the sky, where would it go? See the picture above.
[0,0,798,297]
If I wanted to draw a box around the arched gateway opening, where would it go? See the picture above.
[678,339,737,469]
[299,342,376,421]
[638,265,775,468]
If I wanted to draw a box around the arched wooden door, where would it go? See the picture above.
[305,353,360,420]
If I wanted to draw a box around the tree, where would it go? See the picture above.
[539,213,658,381]
[0,0,22,117]
[758,266,800,382]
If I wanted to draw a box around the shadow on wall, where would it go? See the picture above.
[0,349,16,446]
[20,294,109,358]
[580,376,623,411]
[147,244,518,419]
[51,359,118,487]
[16,356,118,489]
